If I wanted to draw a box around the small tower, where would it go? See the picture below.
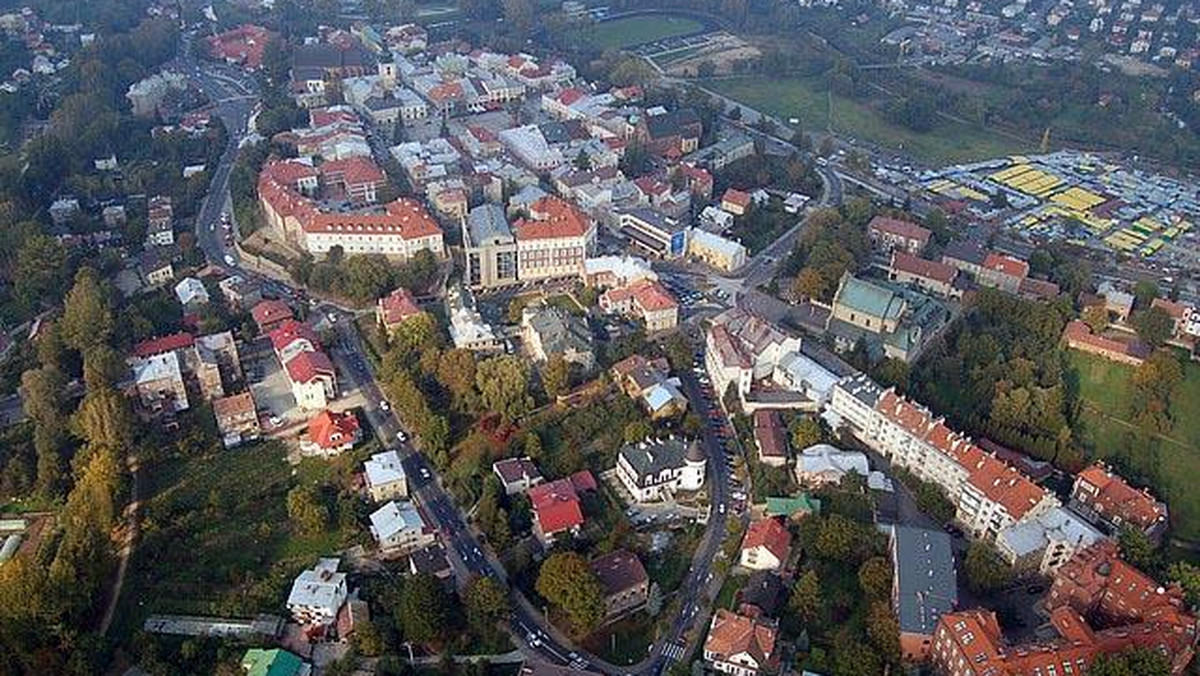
[679,439,707,491]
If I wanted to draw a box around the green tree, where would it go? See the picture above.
[963,541,1013,594]
[524,431,544,460]
[832,639,883,676]
[286,485,329,536]
[14,234,67,311]
[1168,561,1200,608]
[436,349,477,406]
[789,416,823,450]
[536,552,605,634]
[1117,525,1158,571]
[464,576,509,629]
[623,419,653,444]
[542,354,571,400]
[814,514,861,562]
[1132,280,1160,310]
[20,366,68,495]
[857,556,892,601]
[81,345,123,391]
[391,311,439,355]
[399,573,450,644]
[1088,647,1170,676]
[1081,304,1109,333]
[73,386,133,451]
[865,602,900,662]
[476,356,533,423]
[1132,306,1174,349]
[61,267,113,353]
[788,569,822,625]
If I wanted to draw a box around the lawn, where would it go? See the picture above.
[112,441,362,638]
[703,76,1030,165]
[587,16,705,49]
[583,612,658,665]
[1068,351,1200,543]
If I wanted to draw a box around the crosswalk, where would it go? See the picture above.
[661,640,687,663]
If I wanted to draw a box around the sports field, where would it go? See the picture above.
[1069,351,1200,543]
[588,15,705,49]
[704,76,1029,165]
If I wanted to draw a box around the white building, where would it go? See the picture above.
[615,437,706,503]
[995,506,1103,575]
[364,450,408,502]
[369,500,434,556]
[794,444,869,488]
[286,558,348,627]
[689,229,747,273]
[174,277,210,310]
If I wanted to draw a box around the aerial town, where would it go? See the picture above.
[0,1,1198,676]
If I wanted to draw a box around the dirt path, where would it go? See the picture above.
[100,453,142,636]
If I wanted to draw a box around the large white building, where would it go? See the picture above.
[286,558,348,627]
[615,437,706,503]
[512,197,596,282]
[369,500,434,556]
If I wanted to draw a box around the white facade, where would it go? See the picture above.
[369,500,434,555]
[286,558,348,627]
[365,450,408,502]
[615,439,706,503]
[301,229,445,260]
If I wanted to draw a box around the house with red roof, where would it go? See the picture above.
[268,319,321,363]
[375,287,421,335]
[888,251,961,298]
[528,478,586,546]
[319,156,387,204]
[599,278,679,332]
[285,350,338,411]
[1071,463,1168,539]
[131,332,196,361]
[740,518,791,571]
[703,609,779,676]
[1061,320,1148,366]
[252,299,294,333]
[207,25,272,70]
[721,188,752,216]
[512,197,595,282]
[302,410,361,456]
[978,252,1029,294]
[867,216,931,256]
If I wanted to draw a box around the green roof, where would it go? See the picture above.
[835,275,905,322]
[765,495,822,518]
[242,649,305,676]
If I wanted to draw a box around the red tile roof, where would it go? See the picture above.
[722,188,751,208]
[569,470,597,493]
[132,332,194,359]
[320,156,386,187]
[529,478,585,536]
[964,452,1048,520]
[268,319,321,353]
[869,215,931,245]
[261,159,320,189]
[377,287,421,326]
[1062,320,1148,361]
[1152,297,1190,321]
[285,349,335,384]
[753,410,787,460]
[704,609,779,670]
[983,253,1030,279]
[742,517,791,562]
[1073,464,1166,531]
[252,299,293,328]
[891,251,958,285]
[307,410,359,450]
[303,199,443,240]
[206,24,272,69]
[513,197,591,241]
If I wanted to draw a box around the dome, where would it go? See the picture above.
[685,440,706,464]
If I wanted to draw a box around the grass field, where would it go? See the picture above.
[1069,351,1200,542]
[588,16,705,49]
[704,76,1030,165]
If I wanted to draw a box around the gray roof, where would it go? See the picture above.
[620,207,688,235]
[619,437,698,482]
[891,526,957,636]
[996,506,1102,559]
[466,203,513,246]
[526,307,592,358]
[839,374,883,407]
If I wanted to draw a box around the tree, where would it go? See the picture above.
[524,431,543,460]
[14,234,67,311]
[787,570,822,625]
[646,581,663,617]
[542,354,571,400]
[73,386,133,451]
[1132,280,1160,310]
[61,267,113,353]
[475,356,533,423]
[286,485,329,536]
[436,349,477,407]
[399,573,450,644]
[20,366,68,495]
[1081,304,1109,333]
[814,514,861,562]
[789,416,823,450]
[1117,525,1158,571]
[963,541,1013,594]
[1132,306,1173,349]
[392,311,439,355]
[464,576,509,629]
[792,268,827,300]
[623,419,653,444]
[857,556,892,601]
[1088,647,1170,676]
[536,552,605,634]
[502,0,535,38]
[865,601,900,662]
[1168,561,1200,608]
[832,639,883,676]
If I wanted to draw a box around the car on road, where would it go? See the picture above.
[420,468,431,480]
[379,400,390,411]
[396,430,407,442]
[224,254,236,267]
[269,415,282,427]
[326,312,338,323]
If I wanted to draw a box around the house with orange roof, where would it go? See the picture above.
[529,478,586,546]
[1070,463,1168,539]
[703,609,779,676]
[721,188,752,216]
[739,518,791,571]
[302,410,361,456]
[376,287,422,335]
[512,197,595,281]
[599,279,679,332]
[1061,320,1148,366]
[978,252,1030,294]
[889,250,961,298]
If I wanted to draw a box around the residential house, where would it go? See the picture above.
[977,253,1029,294]
[752,410,788,467]
[174,277,210,312]
[252,299,294,333]
[364,450,408,502]
[889,251,960,298]
[740,518,791,572]
[940,239,987,278]
[794,444,869,488]
[890,526,957,662]
[446,283,503,353]
[212,391,260,447]
[133,351,189,413]
[737,570,786,617]
[195,331,241,400]
[302,410,360,456]
[409,543,454,587]
[138,249,175,287]
[995,505,1102,575]
[493,457,545,495]
[590,549,649,620]
[217,275,263,311]
[1061,320,1147,366]
[599,278,679,332]
[376,287,421,335]
[529,478,586,546]
[699,205,735,233]
[284,349,337,411]
[703,609,779,676]
[286,558,348,628]
[521,305,594,370]
[867,216,931,255]
[721,189,752,216]
[610,354,688,420]
[1070,463,1168,539]
[369,500,434,556]
[704,308,804,410]
[582,255,657,290]
[615,437,706,503]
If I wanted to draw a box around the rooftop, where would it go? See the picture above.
[892,525,957,636]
